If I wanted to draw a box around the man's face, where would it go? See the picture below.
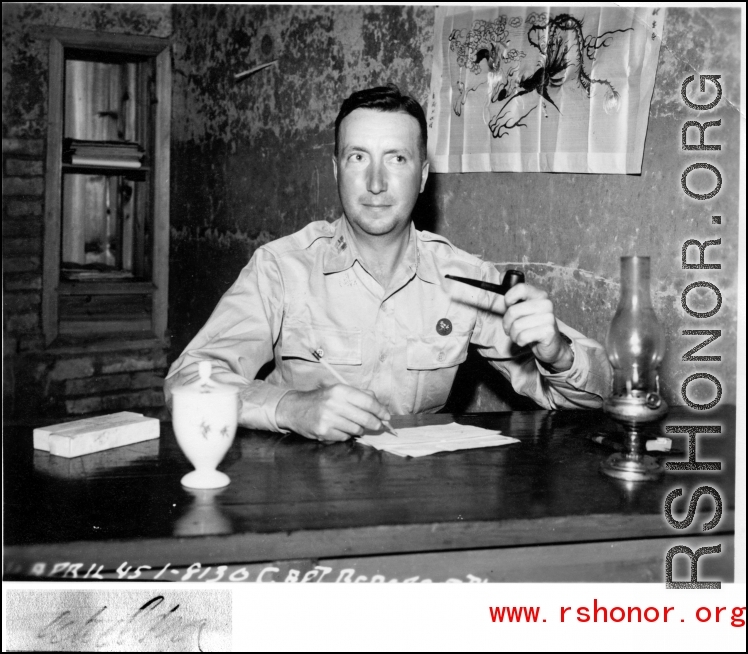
[333,108,429,240]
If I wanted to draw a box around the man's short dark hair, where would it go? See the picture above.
[334,83,428,161]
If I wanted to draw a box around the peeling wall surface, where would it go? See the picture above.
[3,4,741,415]
[169,5,740,410]
[3,3,172,139]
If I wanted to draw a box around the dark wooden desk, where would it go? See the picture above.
[3,408,735,583]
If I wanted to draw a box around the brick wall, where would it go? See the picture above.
[3,138,44,332]
[23,344,168,416]
[3,138,45,414]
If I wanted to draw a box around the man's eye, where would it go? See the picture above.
[393,155,406,163]
[348,153,364,162]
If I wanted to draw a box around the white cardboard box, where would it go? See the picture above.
[33,411,160,458]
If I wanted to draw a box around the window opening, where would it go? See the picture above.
[61,51,150,282]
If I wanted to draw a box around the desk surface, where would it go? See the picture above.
[4,407,735,580]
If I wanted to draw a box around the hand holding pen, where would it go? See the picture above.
[312,350,398,437]
[274,351,396,442]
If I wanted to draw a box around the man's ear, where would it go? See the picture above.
[332,155,338,182]
[419,160,429,193]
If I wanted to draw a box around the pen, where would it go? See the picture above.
[311,349,398,437]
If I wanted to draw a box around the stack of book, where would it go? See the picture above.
[63,138,145,168]
[61,261,135,281]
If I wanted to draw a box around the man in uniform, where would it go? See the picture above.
[165,85,612,441]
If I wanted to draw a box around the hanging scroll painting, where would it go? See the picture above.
[427,6,664,174]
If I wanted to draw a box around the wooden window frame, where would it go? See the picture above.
[41,27,171,346]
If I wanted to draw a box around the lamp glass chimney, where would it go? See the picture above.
[606,256,667,395]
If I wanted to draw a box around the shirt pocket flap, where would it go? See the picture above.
[406,333,471,370]
[282,323,362,365]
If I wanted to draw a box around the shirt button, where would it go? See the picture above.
[437,352,445,362]
[379,352,387,363]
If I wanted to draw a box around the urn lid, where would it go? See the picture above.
[171,361,240,396]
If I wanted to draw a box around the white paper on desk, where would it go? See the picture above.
[358,422,519,458]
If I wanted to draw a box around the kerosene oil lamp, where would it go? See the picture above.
[602,256,668,481]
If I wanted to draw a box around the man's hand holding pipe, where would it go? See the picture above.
[502,283,575,373]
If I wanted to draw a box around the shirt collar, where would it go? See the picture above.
[322,217,441,286]
[322,217,359,274]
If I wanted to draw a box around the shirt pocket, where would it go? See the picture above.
[406,331,471,370]
[281,322,362,365]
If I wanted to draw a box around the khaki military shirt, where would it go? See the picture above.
[165,217,612,432]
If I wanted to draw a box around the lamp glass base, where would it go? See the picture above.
[600,452,662,482]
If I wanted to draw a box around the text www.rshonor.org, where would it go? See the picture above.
[489,600,745,626]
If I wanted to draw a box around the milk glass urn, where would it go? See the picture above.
[172,361,239,489]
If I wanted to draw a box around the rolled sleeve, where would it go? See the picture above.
[534,333,613,409]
